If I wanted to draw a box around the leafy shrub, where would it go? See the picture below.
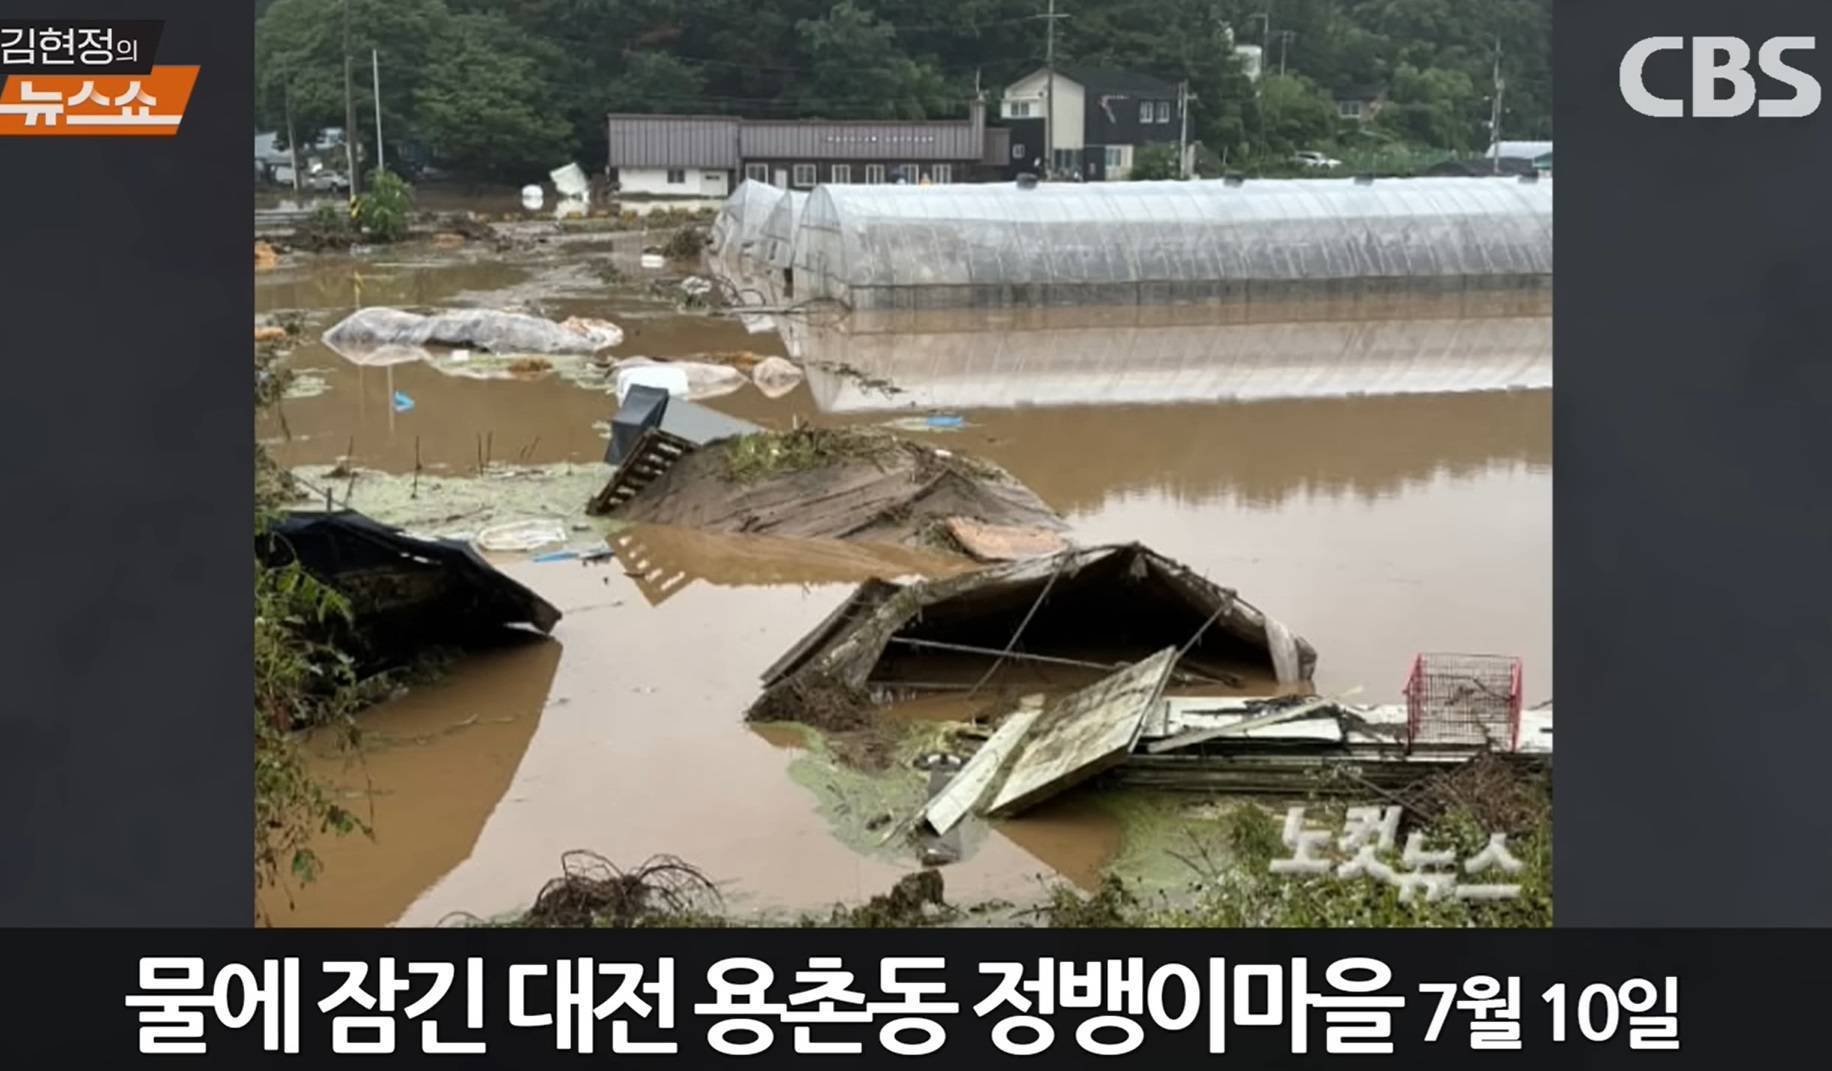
[353,168,413,243]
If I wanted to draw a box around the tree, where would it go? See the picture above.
[252,0,1552,179]
[1256,73,1337,156]
[795,2,955,119]
[1377,62,1480,151]
[605,52,706,115]
[255,0,452,151]
[415,13,576,179]
[1129,143,1181,180]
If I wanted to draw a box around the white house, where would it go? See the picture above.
[999,65,1184,181]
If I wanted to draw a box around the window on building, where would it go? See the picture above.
[1139,100,1152,123]
[744,163,769,183]
[1104,146,1125,169]
[896,163,920,184]
[864,164,885,184]
[1338,99,1364,120]
[1156,100,1171,123]
[792,163,817,187]
[1014,100,1033,117]
[931,163,951,183]
[1052,148,1077,174]
[831,164,851,184]
[703,172,722,183]
[666,169,686,184]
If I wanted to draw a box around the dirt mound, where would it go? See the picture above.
[611,427,1068,551]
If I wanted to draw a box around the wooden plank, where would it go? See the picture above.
[918,705,1043,835]
[944,517,1071,561]
[1142,695,1342,754]
[986,647,1178,818]
[587,428,699,516]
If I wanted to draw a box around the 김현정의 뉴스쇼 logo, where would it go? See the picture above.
[0,20,195,136]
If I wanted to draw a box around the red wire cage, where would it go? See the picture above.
[1402,653,1523,751]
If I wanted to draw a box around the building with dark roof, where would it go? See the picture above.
[605,100,996,197]
[999,64,1186,180]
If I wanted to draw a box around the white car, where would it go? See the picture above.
[304,169,350,192]
[1293,150,1342,169]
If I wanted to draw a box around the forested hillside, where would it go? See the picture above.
[255,0,1549,180]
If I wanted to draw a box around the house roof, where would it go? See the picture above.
[606,105,987,167]
[1057,64,1179,98]
[1010,64,1178,99]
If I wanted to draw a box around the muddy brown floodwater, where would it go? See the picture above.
[263,528,1111,926]
[258,236,1550,925]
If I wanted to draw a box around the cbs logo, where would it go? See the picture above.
[1620,36,1819,117]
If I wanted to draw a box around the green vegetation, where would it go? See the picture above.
[291,204,358,251]
[719,426,895,483]
[352,167,412,241]
[1089,757,1554,928]
[1128,143,1180,180]
[258,0,1550,181]
[254,353,372,918]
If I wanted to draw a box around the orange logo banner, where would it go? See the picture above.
[0,64,197,136]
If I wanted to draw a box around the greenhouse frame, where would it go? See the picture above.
[786,176,1552,311]
[707,179,785,261]
[756,189,807,276]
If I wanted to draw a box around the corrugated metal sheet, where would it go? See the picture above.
[606,115,740,169]
[740,117,980,161]
[610,105,985,168]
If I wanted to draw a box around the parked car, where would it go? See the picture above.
[304,169,350,193]
[1292,150,1342,169]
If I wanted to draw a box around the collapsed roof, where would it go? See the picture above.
[747,542,1315,722]
[259,510,561,666]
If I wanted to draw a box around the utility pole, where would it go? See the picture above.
[371,48,384,175]
[283,72,301,193]
[1488,35,1505,173]
[1177,80,1190,179]
[1278,30,1295,76]
[1031,0,1070,179]
[341,0,358,200]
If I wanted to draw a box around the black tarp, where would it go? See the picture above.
[258,510,561,662]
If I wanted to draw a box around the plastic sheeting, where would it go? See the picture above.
[708,179,785,258]
[791,176,1553,310]
[757,189,806,272]
[784,304,1552,411]
[323,307,624,356]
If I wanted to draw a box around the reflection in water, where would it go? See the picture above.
[255,316,790,474]
[263,634,561,927]
[610,524,968,607]
[390,537,1072,925]
[256,255,532,316]
[917,390,1552,513]
[261,236,1551,922]
[838,390,1552,703]
[785,297,1551,412]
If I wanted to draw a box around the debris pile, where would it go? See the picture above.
[257,509,561,669]
[516,852,721,928]
[751,542,1313,720]
[595,426,1069,552]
